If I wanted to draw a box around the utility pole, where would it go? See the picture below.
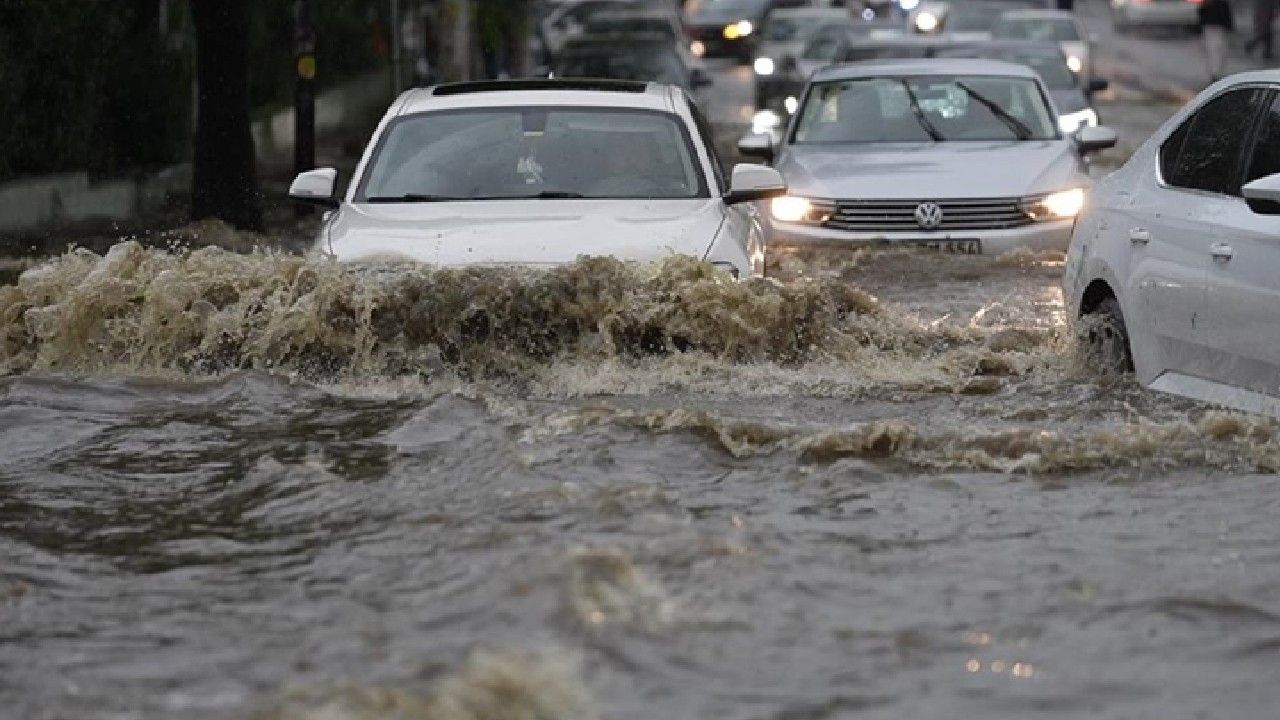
[294,0,317,217]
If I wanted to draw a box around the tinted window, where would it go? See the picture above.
[1244,91,1280,185]
[802,28,847,59]
[1162,88,1266,195]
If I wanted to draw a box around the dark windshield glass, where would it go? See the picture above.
[946,5,1004,31]
[360,108,706,201]
[793,75,1057,143]
[934,48,1075,88]
[992,16,1081,41]
[556,44,686,85]
[764,14,850,41]
[701,0,769,13]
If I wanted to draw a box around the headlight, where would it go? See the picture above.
[916,12,939,31]
[784,95,798,114]
[771,196,834,224]
[1022,188,1085,220]
[752,109,782,134]
[753,57,775,76]
[1066,55,1083,74]
[1058,108,1098,134]
[724,19,753,39]
[900,0,921,9]
[691,40,706,57]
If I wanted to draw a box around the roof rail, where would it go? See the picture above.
[429,78,653,96]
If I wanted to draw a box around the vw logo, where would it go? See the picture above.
[914,202,944,230]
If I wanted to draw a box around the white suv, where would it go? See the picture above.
[289,79,787,278]
[1065,71,1280,415]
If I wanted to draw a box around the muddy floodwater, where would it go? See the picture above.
[3,240,1280,720]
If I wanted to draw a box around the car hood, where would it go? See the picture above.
[323,198,725,265]
[776,141,1084,199]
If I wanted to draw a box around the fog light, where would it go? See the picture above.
[916,12,939,31]
[754,57,775,76]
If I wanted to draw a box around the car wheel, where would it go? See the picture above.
[1082,296,1134,374]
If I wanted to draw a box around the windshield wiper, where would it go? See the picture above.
[954,81,1034,141]
[364,194,464,203]
[897,80,944,142]
[470,190,589,199]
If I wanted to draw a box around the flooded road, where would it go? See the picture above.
[4,244,1280,720]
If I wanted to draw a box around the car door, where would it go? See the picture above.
[1203,87,1280,398]
[1129,87,1268,382]
[689,96,766,272]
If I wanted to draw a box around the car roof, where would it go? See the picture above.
[770,6,852,18]
[401,79,679,114]
[813,57,1041,82]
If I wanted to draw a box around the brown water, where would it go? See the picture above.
[4,240,1280,720]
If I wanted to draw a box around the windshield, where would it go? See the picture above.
[359,108,707,201]
[699,0,769,13]
[934,48,1076,88]
[992,16,1082,41]
[946,5,1004,31]
[555,44,687,85]
[764,13,849,41]
[793,75,1058,143]
[586,16,677,38]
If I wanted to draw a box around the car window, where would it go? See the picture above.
[1161,88,1267,195]
[946,5,1005,31]
[992,17,1081,41]
[793,75,1057,143]
[1244,91,1280,185]
[359,107,708,201]
[802,28,847,59]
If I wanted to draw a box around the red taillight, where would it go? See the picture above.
[1186,0,1203,4]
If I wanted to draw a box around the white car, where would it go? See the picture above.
[288,79,786,278]
[740,59,1118,255]
[1065,71,1280,416]
[991,9,1094,78]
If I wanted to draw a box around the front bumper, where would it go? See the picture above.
[766,219,1075,255]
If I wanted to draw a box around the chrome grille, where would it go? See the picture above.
[823,198,1033,233]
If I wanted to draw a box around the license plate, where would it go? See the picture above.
[900,239,982,255]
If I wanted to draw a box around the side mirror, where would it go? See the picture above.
[690,66,713,88]
[1086,77,1110,96]
[737,132,775,161]
[1075,125,1118,154]
[289,167,339,209]
[723,163,787,204]
[1242,173,1280,215]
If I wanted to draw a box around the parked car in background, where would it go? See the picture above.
[537,0,648,62]
[1065,72,1280,415]
[583,6,688,44]
[739,59,1118,256]
[1109,0,1201,33]
[910,0,1054,35]
[290,79,786,278]
[684,0,818,63]
[754,18,905,131]
[754,5,855,80]
[992,9,1094,77]
[552,32,714,97]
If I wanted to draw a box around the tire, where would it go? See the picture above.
[1083,296,1134,374]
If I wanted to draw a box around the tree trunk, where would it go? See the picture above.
[190,0,262,231]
